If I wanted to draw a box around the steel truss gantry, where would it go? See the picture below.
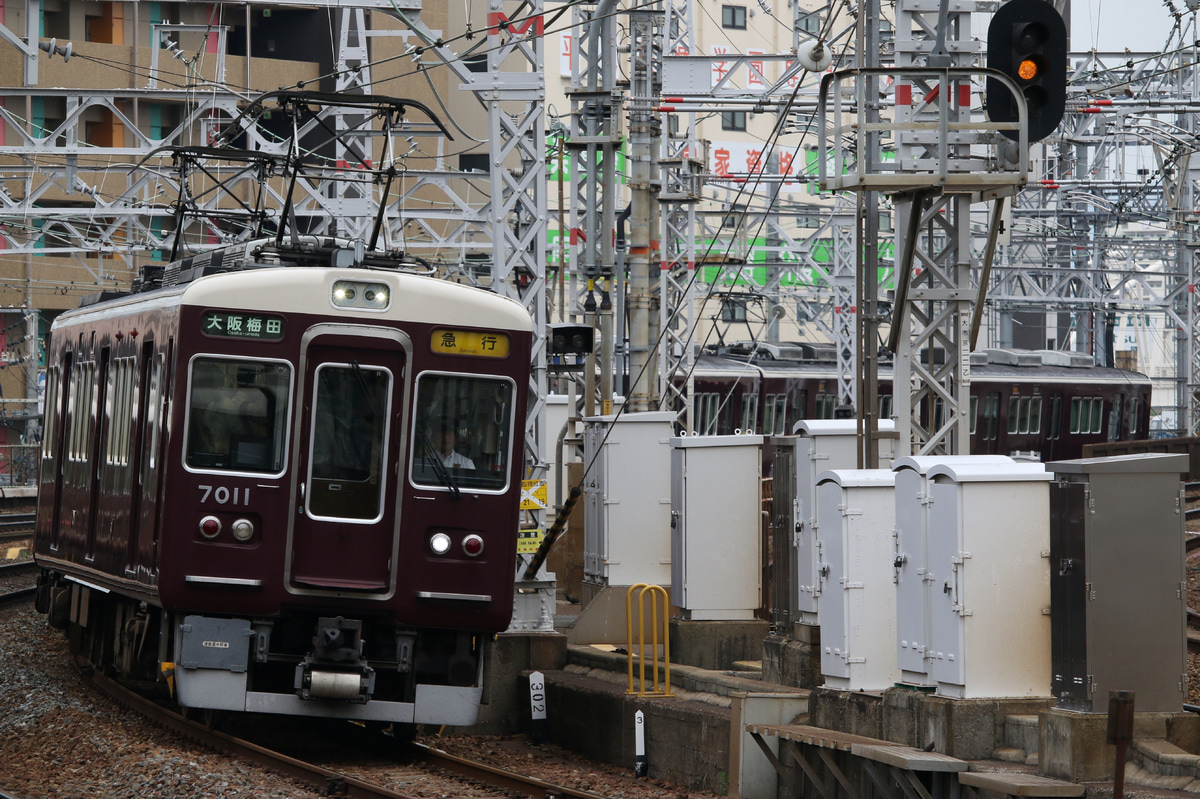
[0,0,547,516]
[985,36,1200,437]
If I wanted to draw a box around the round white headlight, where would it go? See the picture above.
[231,518,255,542]
[430,532,452,555]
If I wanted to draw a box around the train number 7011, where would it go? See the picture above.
[198,485,251,506]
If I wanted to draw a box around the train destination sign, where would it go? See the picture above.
[432,328,510,357]
[202,311,285,340]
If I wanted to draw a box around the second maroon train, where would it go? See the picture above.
[687,342,1152,462]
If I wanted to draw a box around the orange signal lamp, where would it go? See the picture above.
[1018,58,1039,81]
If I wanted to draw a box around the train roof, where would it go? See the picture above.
[693,346,1151,386]
[57,238,533,334]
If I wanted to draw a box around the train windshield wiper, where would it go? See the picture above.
[420,428,460,500]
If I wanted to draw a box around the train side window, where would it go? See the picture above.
[1007,396,1021,435]
[694,393,719,435]
[1070,397,1082,434]
[969,396,978,436]
[880,393,893,422]
[1107,394,1124,441]
[1091,398,1104,434]
[763,393,777,435]
[67,361,95,463]
[1028,396,1042,434]
[741,393,759,433]
[1128,395,1140,436]
[41,366,61,461]
[185,357,292,474]
[769,394,787,434]
[815,393,835,420]
[792,390,809,426]
[105,357,137,466]
[983,392,999,441]
[142,353,164,481]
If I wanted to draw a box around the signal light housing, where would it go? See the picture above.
[986,0,1067,143]
[548,323,595,356]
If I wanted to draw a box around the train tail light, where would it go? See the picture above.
[199,516,221,539]
[462,534,484,557]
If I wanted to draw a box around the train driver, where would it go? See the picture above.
[431,423,475,470]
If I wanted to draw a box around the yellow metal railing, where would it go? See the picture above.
[625,583,672,697]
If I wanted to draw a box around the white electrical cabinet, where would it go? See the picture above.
[788,421,896,627]
[582,412,675,589]
[925,461,1053,698]
[670,435,763,620]
[891,455,1016,687]
[815,469,899,691]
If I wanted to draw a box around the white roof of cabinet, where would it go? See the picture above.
[892,454,1015,475]
[817,468,897,488]
[926,462,1051,483]
[793,419,896,436]
[671,434,764,448]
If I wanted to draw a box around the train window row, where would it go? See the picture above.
[1007,395,1043,436]
[1069,397,1103,435]
[693,385,1143,446]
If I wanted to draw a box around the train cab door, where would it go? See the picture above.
[287,328,409,593]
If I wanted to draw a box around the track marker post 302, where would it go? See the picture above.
[529,671,548,744]
[634,710,647,777]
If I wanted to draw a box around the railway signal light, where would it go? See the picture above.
[986,0,1067,143]
[548,323,595,372]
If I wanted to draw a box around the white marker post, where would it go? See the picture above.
[634,709,647,777]
[529,671,547,744]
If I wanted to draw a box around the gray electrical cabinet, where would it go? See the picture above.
[1047,453,1188,713]
[815,469,899,691]
[582,412,676,591]
[671,435,763,620]
[925,461,1053,699]
[892,455,1017,687]
[784,421,896,630]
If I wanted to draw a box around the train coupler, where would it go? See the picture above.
[295,661,375,703]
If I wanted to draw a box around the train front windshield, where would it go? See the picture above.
[411,373,515,492]
[186,358,292,473]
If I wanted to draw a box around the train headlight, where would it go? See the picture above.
[462,534,484,558]
[332,280,390,311]
[231,518,255,542]
[199,515,221,539]
[429,532,452,556]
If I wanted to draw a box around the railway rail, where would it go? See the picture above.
[79,659,612,799]
[0,560,37,607]
[0,511,35,543]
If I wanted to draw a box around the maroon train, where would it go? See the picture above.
[33,236,533,728]
[688,342,1152,461]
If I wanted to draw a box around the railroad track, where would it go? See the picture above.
[0,560,37,607]
[80,660,611,799]
[0,512,35,543]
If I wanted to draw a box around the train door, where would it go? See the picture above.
[288,328,408,593]
[85,344,108,560]
[40,357,68,550]
[125,341,157,576]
